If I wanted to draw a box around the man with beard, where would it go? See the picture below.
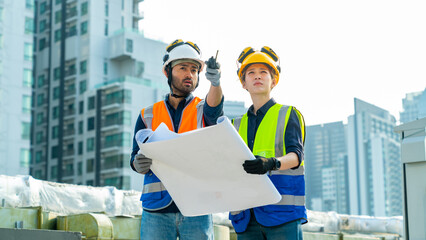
[130,39,223,240]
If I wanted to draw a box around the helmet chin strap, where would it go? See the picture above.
[170,92,187,98]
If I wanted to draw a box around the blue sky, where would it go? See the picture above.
[139,0,426,125]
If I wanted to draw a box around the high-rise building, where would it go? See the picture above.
[223,101,246,120]
[400,88,426,124]
[347,98,402,217]
[304,121,348,213]
[31,0,169,190]
[0,0,34,175]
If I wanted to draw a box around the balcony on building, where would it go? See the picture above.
[133,9,144,21]
[108,29,141,61]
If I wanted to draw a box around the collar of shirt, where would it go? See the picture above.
[164,93,194,133]
[247,98,276,117]
[165,93,194,110]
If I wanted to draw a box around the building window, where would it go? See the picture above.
[51,165,57,179]
[39,38,46,51]
[87,117,95,131]
[54,67,61,80]
[104,132,129,148]
[103,61,108,75]
[55,10,61,24]
[52,126,58,139]
[65,63,76,77]
[23,69,33,87]
[52,106,59,119]
[37,93,44,106]
[34,170,43,179]
[88,96,95,110]
[81,2,88,16]
[87,138,94,152]
[26,0,34,9]
[22,122,30,140]
[51,146,58,159]
[68,5,77,19]
[87,158,94,173]
[80,60,87,74]
[124,111,131,125]
[40,2,47,14]
[25,17,34,34]
[79,101,84,114]
[54,29,61,42]
[78,141,83,155]
[78,121,83,134]
[65,163,74,176]
[22,95,31,114]
[36,112,44,124]
[39,20,46,33]
[79,80,86,94]
[36,131,44,143]
[105,0,108,16]
[78,162,82,176]
[20,149,30,167]
[126,39,133,53]
[81,21,88,35]
[24,43,33,62]
[104,176,122,189]
[124,90,132,104]
[35,151,42,163]
[67,24,77,38]
[53,87,60,100]
[104,20,108,36]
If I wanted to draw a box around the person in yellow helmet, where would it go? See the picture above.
[230,46,307,239]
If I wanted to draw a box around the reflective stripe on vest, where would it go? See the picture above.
[230,104,306,226]
[139,97,204,211]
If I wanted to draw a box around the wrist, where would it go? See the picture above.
[273,157,281,170]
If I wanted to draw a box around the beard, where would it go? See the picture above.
[171,77,197,97]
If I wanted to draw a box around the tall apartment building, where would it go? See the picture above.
[347,98,402,217]
[400,88,426,124]
[304,121,349,214]
[223,101,247,120]
[0,0,34,175]
[31,0,169,190]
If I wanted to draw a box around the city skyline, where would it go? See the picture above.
[139,0,426,126]
[1,0,425,195]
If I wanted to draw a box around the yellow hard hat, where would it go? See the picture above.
[236,46,281,84]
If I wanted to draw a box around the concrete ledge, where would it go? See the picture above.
[0,228,82,240]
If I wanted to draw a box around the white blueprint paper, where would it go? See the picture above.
[136,116,281,216]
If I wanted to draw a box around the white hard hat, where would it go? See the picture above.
[162,41,204,76]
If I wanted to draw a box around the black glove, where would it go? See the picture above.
[243,156,279,174]
[205,56,220,69]
[205,56,221,86]
[133,153,152,174]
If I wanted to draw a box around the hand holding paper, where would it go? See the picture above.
[135,116,281,216]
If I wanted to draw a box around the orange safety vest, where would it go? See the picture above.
[139,96,205,211]
[141,97,204,133]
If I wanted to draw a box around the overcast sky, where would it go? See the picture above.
[139,0,426,126]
